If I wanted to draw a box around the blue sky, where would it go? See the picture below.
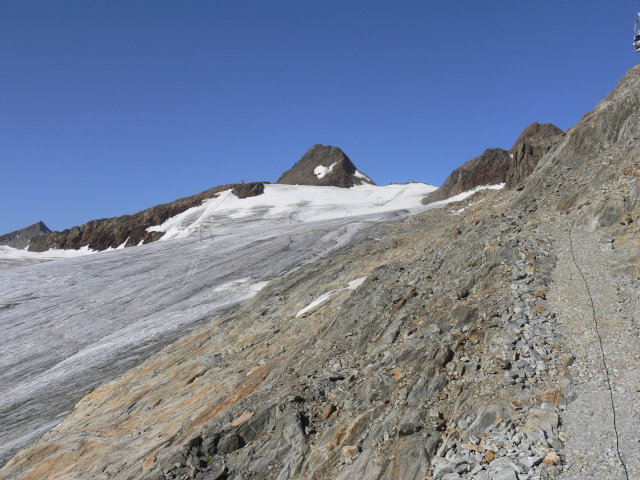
[1,1,639,234]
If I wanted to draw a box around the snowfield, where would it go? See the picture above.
[0,181,501,465]
[147,183,438,241]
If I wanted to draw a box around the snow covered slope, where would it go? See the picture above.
[148,183,437,241]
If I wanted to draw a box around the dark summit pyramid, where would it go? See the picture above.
[276,144,375,188]
[0,221,51,249]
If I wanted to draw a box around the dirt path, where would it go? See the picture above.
[548,224,640,480]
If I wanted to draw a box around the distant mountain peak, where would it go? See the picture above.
[0,221,52,249]
[276,144,375,188]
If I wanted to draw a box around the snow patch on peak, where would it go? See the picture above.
[314,162,337,179]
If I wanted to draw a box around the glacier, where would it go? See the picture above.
[0,182,444,466]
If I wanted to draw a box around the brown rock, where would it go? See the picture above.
[391,367,405,380]
[231,411,254,427]
[540,389,564,406]
[422,148,512,204]
[231,182,266,199]
[342,445,359,459]
[509,122,563,150]
[619,213,633,225]
[320,403,336,420]
[485,450,496,463]
[543,451,560,466]
[142,455,156,469]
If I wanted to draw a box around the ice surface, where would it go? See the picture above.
[0,181,484,466]
[0,245,96,271]
[148,183,438,241]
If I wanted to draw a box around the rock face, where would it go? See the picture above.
[276,144,375,187]
[422,148,512,204]
[423,123,563,204]
[509,122,563,150]
[0,221,51,250]
[27,182,267,252]
[2,67,640,480]
[506,123,564,190]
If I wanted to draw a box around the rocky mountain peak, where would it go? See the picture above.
[510,122,563,152]
[276,144,375,187]
[0,221,52,249]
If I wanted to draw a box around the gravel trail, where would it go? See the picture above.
[549,224,640,480]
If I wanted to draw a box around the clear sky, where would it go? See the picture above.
[1,1,639,234]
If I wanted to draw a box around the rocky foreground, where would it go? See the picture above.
[2,67,640,480]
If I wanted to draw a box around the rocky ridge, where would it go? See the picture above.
[276,145,375,188]
[423,124,563,204]
[0,221,51,250]
[27,183,267,252]
[2,66,640,480]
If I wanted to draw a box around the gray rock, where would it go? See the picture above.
[433,457,454,479]
[521,455,543,468]
[407,368,447,405]
[203,466,228,480]
[216,433,243,454]
[524,408,559,437]
[440,474,463,480]
[492,467,518,480]
[398,408,423,436]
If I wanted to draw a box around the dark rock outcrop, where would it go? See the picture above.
[0,221,51,250]
[506,123,564,189]
[423,123,563,204]
[422,148,512,204]
[231,182,266,199]
[28,183,267,252]
[509,122,563,151]
[276,144,375,187]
